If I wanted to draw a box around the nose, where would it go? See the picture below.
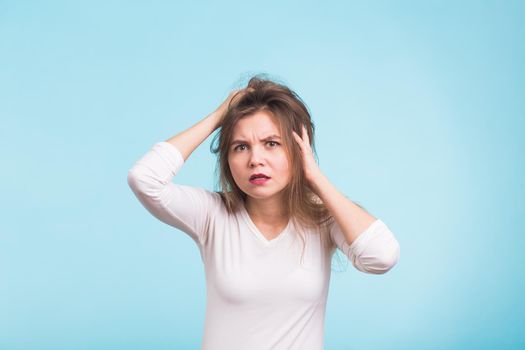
[249,147,264,168]
[249,160,262,168]
[249,156,263,168]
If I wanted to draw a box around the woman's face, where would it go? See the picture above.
[228,111,291,202]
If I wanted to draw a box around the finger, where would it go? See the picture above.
[302,124,310,144]
[292,132,301,145]
[292,132,305,150]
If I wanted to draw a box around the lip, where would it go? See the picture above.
[249,173,271,181]
[249,177,270,185]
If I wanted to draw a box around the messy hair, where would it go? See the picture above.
[210,74,340,266]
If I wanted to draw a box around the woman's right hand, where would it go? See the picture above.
[214,88,250,127]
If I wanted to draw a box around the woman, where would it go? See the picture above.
[127,76,400,350]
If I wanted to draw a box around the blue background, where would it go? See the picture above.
[1,1,524,349]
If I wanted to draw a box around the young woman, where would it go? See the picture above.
[127,76,400,350]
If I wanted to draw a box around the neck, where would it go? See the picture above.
[245,197,289,224]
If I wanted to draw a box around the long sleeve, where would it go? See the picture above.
[329,219,400,274]
[127,141,221,247]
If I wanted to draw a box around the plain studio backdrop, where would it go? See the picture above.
[1,1,524,349]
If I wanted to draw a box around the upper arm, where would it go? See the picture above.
[128,171,221,247]
[126,141,222,247]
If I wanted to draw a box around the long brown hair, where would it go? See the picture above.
[210,74,337,264]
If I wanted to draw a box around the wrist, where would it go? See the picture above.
[208,110,223,130]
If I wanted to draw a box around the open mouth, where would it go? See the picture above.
[249,173,271,184]
[249,173,271,181]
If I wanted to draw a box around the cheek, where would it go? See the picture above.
[277,155,291,172]
[228,158,242,178]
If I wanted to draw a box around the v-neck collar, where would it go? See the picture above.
[240,203,291,247]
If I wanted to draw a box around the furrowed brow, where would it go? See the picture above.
[231,135,281,146]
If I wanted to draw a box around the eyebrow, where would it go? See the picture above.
[230,135,281,146]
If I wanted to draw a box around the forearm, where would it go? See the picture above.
[311,173,377,245]
[165,111,222,162]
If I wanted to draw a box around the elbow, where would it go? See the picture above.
[127,167,167,203]
[371,242,400,274]
[349,221,401,275]
[358,242,400,275]
[127,168,141,192]
[127,167,156,197]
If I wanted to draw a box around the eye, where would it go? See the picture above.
[233,141,280,152]
[233,144,247,151]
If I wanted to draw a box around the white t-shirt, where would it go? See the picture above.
[127,141,400,350]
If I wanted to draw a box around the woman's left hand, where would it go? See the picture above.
[292,124,324,185]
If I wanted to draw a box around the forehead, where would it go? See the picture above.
[232,111,280,137]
